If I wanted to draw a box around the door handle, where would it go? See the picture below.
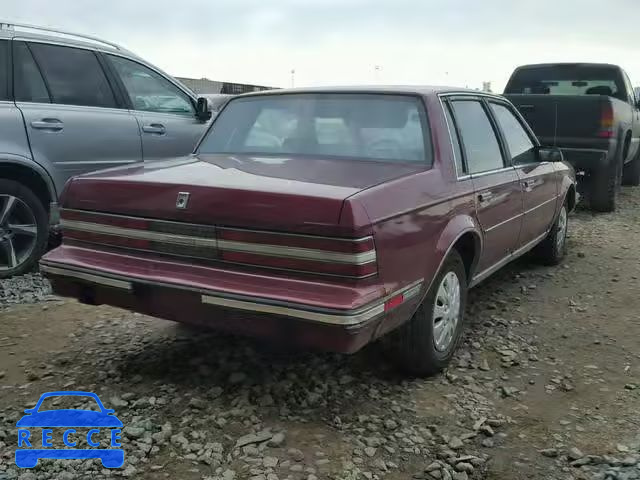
[142,123,166,134]
[31,119,63,131]
[478,192,493,203]
[522,180,533,192]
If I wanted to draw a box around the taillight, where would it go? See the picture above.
[597,103,614,138]
[217,228,377,279]
[59,209,378,279]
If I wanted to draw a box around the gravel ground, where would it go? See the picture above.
[1,188,640,480]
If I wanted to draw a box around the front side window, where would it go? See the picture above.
[0,40,8,101]
[108,55,195,116]
[451,100,504,174]
[199,93,431,164]
[490,103,536,165]
[13,42,50,104]
[28,43,116,108]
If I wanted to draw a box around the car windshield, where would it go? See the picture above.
[505,65,625,100]
[198,93,431,164]
[37,395,101,412]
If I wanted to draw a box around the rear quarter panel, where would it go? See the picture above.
[347,94,481,337]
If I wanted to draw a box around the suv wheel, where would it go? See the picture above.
[0,180,48,278]
[384,251,467,377]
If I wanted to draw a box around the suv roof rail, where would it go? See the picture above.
[0,21,126,51]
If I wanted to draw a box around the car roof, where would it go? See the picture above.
[236,85,498,99]
[0,21,140,59]
[514,62,620,70]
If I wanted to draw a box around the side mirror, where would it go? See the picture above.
[537,146,564,163]
[196,97,212,121]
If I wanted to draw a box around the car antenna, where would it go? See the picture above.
[553,102,559,147]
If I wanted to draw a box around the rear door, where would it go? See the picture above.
[489,100,558,246]
[448,97,523,274]
[622,70,640,161]
[105,54,208,160]
[13,41,141,192]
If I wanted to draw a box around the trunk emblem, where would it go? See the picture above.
[176,192,190,209]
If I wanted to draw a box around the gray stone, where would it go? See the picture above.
[267,432,286,447]
[124,426,146,439]
[540,448,559,458]
[448,437,464,450]
[568,447,585,461]
[236,431,273,448]
[288,448,305,462]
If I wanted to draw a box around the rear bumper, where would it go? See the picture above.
[40,247,423,353]
[560,148,610,171]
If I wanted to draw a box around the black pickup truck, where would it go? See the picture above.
[504,63,640,211]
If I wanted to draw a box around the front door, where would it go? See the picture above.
[448,98,523,274]
[489,101,559,246]
[105,54,208,160]
[13,41,141,193]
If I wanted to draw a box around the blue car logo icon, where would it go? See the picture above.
[15,391,124,468]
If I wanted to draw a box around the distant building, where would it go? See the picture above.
[482,81,493,93]
[175,77,274,95]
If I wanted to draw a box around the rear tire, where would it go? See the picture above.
[384,251,467,377]
[533,203,568,265]
[622,149,640,186]
[0,180,48,279]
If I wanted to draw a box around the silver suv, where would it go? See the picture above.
[0,22,213,277]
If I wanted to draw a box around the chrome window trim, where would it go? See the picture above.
[438,97,464,179]
[41,260,423,326]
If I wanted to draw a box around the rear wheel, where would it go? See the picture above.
[384,251,467,377]
[0,180,48,278]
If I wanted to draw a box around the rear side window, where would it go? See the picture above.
[0,40,8,100]
[504,65,625,101]
[28,43,117,108]
[14,42,50,103]
[451,100,504,174]
[200,93,431,164]
[442,101,465,175]
[490,103,536,165]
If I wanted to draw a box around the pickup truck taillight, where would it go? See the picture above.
[597,103,614,138]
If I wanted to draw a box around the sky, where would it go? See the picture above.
[3,0,640,92]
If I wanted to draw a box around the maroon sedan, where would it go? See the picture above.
[41,87,576,376]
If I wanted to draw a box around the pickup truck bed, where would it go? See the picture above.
[504,63,640,212]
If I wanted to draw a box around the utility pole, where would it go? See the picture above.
[374,65,381,82]
[290,69,296,88]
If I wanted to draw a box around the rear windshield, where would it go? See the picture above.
[198,93,431,164]
[505,65,624,100]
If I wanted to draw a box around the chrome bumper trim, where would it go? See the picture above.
[40,261,422,326]
[41,264,132,291]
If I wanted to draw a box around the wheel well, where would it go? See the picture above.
[566,185,577,211]
[623,131,632,160]
[0,163,52,211]
[452,232,479,281]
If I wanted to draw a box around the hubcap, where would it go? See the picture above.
[433,271,461,352]
[556,206,568,251]
[0,195,38,271]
